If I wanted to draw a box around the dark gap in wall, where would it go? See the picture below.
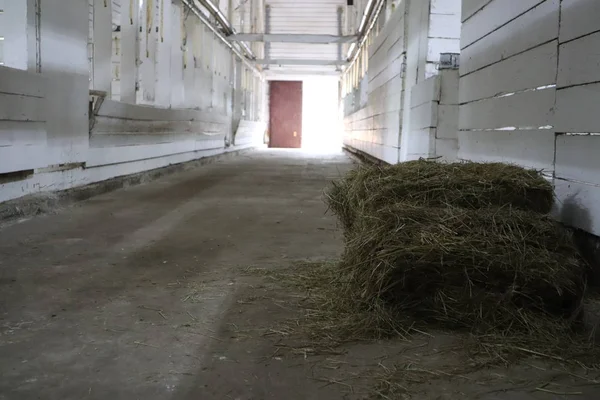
[0,169,34,184]
[571,227,600,291]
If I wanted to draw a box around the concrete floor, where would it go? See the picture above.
[2,149,600,400]
[0,150,352,399]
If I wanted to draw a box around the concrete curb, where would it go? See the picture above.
[342,145,390,166]
[0,147,254,223]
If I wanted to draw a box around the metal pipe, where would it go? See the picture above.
[195,0,233,34]
[346,0,385,64]
[181,0,262,78]
[356,0,375,34]
[195,0,255,59]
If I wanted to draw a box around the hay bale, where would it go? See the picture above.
[325,161,553,232]
[340,204,585,333]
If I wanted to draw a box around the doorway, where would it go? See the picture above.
[269,81,303,148]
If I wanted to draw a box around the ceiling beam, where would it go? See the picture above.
[264,70,342,79]
[256,59,347,66]
[229,34,358,44]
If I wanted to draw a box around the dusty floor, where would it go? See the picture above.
[0,149,599,399]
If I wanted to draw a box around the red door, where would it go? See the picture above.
[269,81,303,148]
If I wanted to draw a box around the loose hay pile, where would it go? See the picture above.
[324,160,586,337]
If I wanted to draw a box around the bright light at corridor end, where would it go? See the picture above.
[302,78,343,153]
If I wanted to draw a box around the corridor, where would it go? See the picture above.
[0,150,351,399]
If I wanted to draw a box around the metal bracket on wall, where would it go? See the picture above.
[439,53,460,70]
[88,90,107,135]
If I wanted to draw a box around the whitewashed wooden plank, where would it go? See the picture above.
[555,135,600,185]
[87,141,199,167]
[97,99,228,123]
[459,41,557,103]
[384,91,403,113]
[435,138,459,161]
[372,128,387,145]
[382,125,401,148]
[411,102,438,130]
[427,38,460,62]
[462,0,545,48]
[554,83,600,133]
[0,145,47,174]
[0,66,45,97]
[387,21,404,50]
[89,132,224,148]
[554,178,600,236]
[437,105,459,139]
[0,121,46,146]
[457,129,555,171]
[94,117,224,134]
[432,0,461,15]
[557,31,600,88]
[405,128,436,159]
[439,70,459,104]
[459,88,555,130]
[429,14,461,39]
[460,0,559,75]
[462,0,493,22]
[0,93,45,121]
[411,76,441,107]
[560,0,600,43]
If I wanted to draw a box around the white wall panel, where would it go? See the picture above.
[461,0,545,48]
[431,0,461,16]
[429,14,461,39]
[435,138,458,161]
[411,73,440,107]
[343,3,404,163]
[437,105,459,139]
[410,101,438,130]
[557,31,600,88]
[457,129,555,170]
[559,0,600,43]
[427,38,460,62]
[459,0,600,238]
[554,83,600,133]
[554,179,600,236]
[460,0,559,75]
[462,0,492,22]
[459,41,557,103]
[555,135,600,185]
[459,88,555,130]
[0,94,45,122]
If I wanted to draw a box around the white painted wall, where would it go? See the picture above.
[552,0,600,236]
[342,0,461,163]
[457,0,600,237]
[0,0,266,203]
[343,5,405,164]
[407,69,459,161]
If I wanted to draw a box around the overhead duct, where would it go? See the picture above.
[346,0,386,63]
[195,0,233,33]
[357,0,376,36]
[181,0,262,77]
[194,0,256,60]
